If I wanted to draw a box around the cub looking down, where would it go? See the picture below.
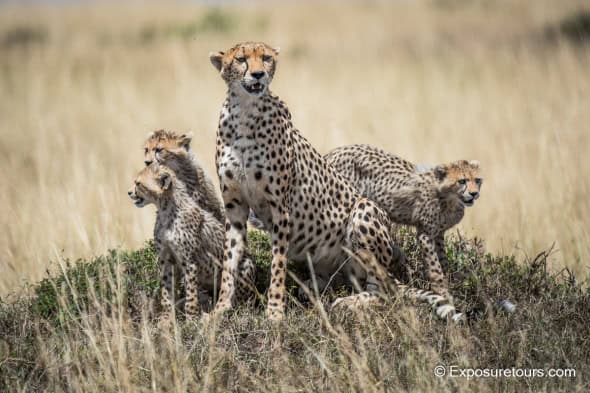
[144,130,225,223]
[325,144,482,299]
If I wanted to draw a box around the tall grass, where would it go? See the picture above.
[0,1,589,296]
[1,231,588,392]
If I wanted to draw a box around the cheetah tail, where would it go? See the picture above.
[391,278,465,322]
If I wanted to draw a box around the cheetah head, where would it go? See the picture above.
[144,130,193,170]
[143,129,186,167]
[434,160,482,207]
[128,164,173,208]
[209,42,280,97]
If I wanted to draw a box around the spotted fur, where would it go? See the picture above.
[209,42,460,322]
[128,163,255,325]
[144,130,225,223]
[326,144,482,303]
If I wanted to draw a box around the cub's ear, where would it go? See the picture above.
[179,132,193,151]
[469,160,480,169]
[272,46,281,55]
[434,165,447,181]
[209,51,225,71]
[159,172,172,191]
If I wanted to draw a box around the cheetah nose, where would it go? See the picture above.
[470,192,479,198]
[251,71,265,80]
[144,160,153,166]
[127,191,132,196]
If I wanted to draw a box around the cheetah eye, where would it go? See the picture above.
[144,148,148,154]
[235,56,246,63]
[475,178,483,185]
[458,179,467,185]
[155,147,163,154]
[262,55,273,63]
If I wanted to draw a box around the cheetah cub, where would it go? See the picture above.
[128,164,256,323]
[128,164,222,320]
[146,130,258,310]
[326,144,482,300]
[144,130,225,223]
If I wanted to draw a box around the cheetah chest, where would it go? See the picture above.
[218,125,274,227]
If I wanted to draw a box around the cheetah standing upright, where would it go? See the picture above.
[326,144,483,299]
[209,42,461,321]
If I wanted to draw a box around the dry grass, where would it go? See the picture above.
[0,1,589,296]
[1,231,588,392]
[2,2,590,391]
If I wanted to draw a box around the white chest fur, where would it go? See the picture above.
[218,101,272,225]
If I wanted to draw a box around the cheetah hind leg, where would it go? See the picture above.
[331,199,463,322]
[331,250,465,323]
[331,198,405,309]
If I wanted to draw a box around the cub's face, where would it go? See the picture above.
[435,160,482,207]
[143,131,192,167]
[210,42,280,97]
[128,165,172,208]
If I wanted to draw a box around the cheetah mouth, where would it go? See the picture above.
[242,81,265,94]
[462,198,474,207]
[133,197,146,207]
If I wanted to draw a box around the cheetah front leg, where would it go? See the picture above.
[213,195,249,314]
[434,234,449,273]
[158,250,175,327]
[417,230,450,299]
[183,262,201,317]
[172,246,203,318]
[266,204,290,321]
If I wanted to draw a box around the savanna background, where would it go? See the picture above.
[1,1,589,392]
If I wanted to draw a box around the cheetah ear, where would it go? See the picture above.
[469,160,480,169]
[144,131,155,145]
[159,172,172,191]
[434,165,447,181]
[209,51,224,71]
[179,133,193,151]
[272,46,281,55]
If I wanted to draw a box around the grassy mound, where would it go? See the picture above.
[0,231,588,392]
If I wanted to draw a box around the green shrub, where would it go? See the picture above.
[139,8,236,44]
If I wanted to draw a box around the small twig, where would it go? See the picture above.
[321,256,351,298]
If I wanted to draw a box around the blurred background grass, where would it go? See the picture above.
[0,0,589,295]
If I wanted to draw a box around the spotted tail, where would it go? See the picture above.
[391,278,465,322]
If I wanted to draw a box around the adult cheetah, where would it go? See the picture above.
[325,144,483,300]
[209,42,461,321]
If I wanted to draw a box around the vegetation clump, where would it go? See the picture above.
[0,231,587,392]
